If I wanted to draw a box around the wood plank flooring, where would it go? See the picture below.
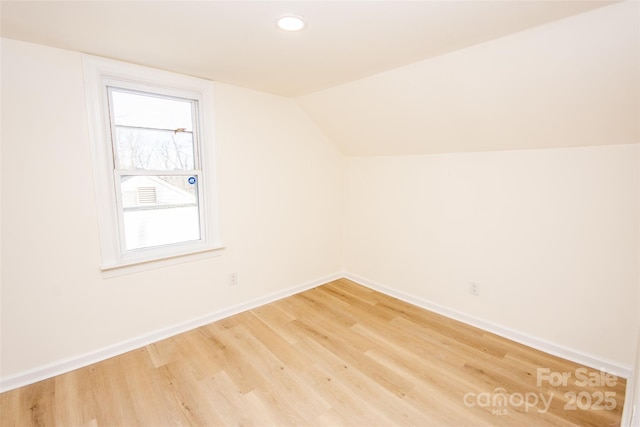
[0,278,627,426]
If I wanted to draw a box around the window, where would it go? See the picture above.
[83,56,222,272]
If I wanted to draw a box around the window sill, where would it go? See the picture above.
[100,244,225,278]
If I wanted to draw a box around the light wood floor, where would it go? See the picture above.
[0,279,626,426]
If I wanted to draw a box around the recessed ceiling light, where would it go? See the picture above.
[277,15,305,32]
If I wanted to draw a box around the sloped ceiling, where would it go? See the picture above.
[296,1,640,155]
[1,1,637,155]
[1,0,615,97]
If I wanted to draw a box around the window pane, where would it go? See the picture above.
[120,175,201,251]
[114,127,195,170]
[110,89,194,131]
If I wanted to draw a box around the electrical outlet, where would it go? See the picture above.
[469,282,480,296]
[230,272,238,286]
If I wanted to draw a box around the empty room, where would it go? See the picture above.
[1,1,639,426]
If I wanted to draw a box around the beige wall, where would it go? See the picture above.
[0,38,344,378]
[344,145,639,367]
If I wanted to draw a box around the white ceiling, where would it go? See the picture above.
[0,0,616,97]
[297,1,639,155]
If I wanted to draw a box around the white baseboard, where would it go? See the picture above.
[0,273,342,393]
[344,273,633,379]
[2,271,633,398]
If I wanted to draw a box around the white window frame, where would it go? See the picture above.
[83,55,223,274]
